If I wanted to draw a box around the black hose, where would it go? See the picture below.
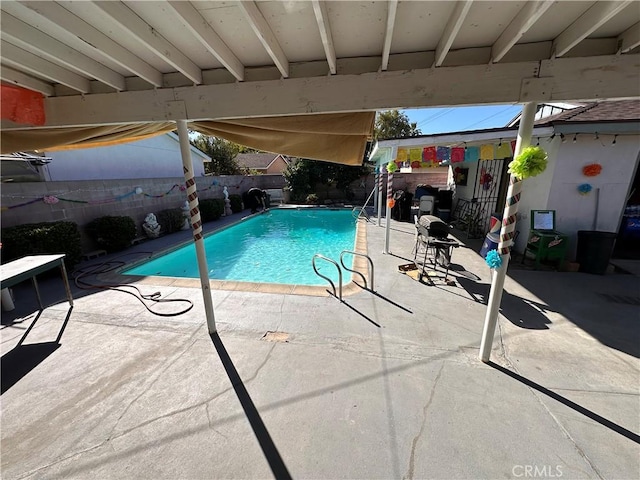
[72,252,194,317]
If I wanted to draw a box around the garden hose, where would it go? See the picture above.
[72,252,194,317]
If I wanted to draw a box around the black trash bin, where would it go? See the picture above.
[576,230,617,275]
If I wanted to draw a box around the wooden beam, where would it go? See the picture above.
[166,1,244,81]
[13,1,163,87]
[312,0,337,74]
[1,13,126,91]
[491,1,554,63]
[0,65,55,96]
[618,22,640,53]
[14,54,637,129]
[553,1,632,57]
[1,42,91,93]
[381,0,398,71]
[238,1,289,78]
[434,1,473,67]
[93,1,202,84]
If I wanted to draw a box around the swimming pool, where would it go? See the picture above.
[124,208,360,286]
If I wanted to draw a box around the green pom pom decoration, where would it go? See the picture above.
[386,161,398,173]
[508,146,548,180]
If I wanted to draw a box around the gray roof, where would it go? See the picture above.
[234,153,286,169]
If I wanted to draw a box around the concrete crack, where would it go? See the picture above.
[404,362,444,480]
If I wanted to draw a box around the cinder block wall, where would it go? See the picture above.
[1,175,286,252]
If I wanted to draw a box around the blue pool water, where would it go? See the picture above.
[124,208,358,286]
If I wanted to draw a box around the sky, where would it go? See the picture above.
[402,104,523,136]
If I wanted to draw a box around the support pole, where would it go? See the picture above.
[176,120,217,334]
[479,102,537,362]
[373,169,379,218]
[377,165,384,226]
[384,167,393,253]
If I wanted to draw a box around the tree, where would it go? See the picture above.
[190,134,241,175]
[374,110,422,140]
[283,158,371,202]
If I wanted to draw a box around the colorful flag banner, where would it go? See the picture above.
[1,84,45,126]
[451,147,465,163]
[496,142,512,158]
[436,146,451,161]
[409,148,422,162]
[397,148,408,162]
[423,146,436,162]
[480,144,495,160]
[465,146,479,162]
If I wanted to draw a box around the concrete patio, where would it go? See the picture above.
[1,212,638,479]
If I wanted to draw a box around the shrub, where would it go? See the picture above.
[229,194,243,213]
[200,198,225,222]
[305,194,319,205]
[86,215,136,252]
[1,221,82,269]
[157,208,185,234]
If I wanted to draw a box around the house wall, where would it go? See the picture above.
[513,135,639,259]
[265,156,288,174]
[0,174,285,252]
[43,135,207,181]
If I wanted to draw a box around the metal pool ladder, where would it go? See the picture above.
[312,250,375,301]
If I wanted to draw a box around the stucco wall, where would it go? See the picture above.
[43,134,208,181]
[513,135,639,258]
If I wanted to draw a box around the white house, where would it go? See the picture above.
[41,132,210,181]
[376,100,640,261]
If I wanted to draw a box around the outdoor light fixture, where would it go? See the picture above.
[536,137,540,146]
[560,133,566,143]
[594,132,599,140]
[612,135,618,146]
[548,133,556,142]
[573,134,578,143]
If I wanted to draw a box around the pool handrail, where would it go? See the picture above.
[312,254,342,300]
[339,250,374,291]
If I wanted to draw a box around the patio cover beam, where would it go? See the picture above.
[553,1,632,57]
[434,0,473,68]
[176,119,217,334]
[312,0,337,75]
[0,13,126,92]
[617,22,640,53]
[491,0,554,63]
[93,1,203,84]
[165,1,245,82]
[238,1,290,78]
[9,54,638,130]
[9,0,163,88]
[0,65,55,97]
[381,0,398,71]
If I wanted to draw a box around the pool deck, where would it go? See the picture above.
[1,209,639,479]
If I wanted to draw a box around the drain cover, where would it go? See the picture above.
[262,331,290,342]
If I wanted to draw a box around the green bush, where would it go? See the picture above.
[229,194,243,213]
[86,215,136,252]
[200,198,225,222]
[305,194,319,205]
[157,208,185,234]
[1,221,82,269]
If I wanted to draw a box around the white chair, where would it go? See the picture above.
[418,195,435,217]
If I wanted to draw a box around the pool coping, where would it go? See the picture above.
[106,207,370,297]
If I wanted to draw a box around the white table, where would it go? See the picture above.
[1,254,74,310]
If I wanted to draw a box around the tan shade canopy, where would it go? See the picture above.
[1,112,375,166]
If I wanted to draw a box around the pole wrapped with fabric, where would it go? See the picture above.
[176,120,217,334]
[384,162,397,253]
[479,102,537,362]
[499,176,523,254]
[377,166,384,225]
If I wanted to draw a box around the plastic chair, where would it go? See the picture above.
[418,195,435,216]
